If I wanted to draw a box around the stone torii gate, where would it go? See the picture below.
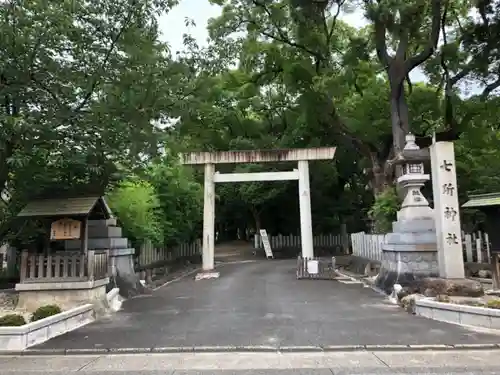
[182,148,336,272]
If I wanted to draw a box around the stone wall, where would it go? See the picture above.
[376,251,440,294]
[382,251,439,274]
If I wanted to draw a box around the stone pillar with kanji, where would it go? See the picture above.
[430,141,465,279]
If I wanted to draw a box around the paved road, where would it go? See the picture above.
[3,350,500,374]
[36,260,500,350]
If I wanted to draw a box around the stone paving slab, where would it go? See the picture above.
[34,260,500,351]
[3,371,500,375]
[10,343,500,356]
[3,351,500,372]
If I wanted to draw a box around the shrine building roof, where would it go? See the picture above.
[462,193,500,208]
[17,196,112,218]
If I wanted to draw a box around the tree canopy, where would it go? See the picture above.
[1,0,500,243]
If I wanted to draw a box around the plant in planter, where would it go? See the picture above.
[486,299,500,309]
[0,314,26,326]
[30,305,62,322]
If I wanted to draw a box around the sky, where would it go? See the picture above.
[158,0,427,81]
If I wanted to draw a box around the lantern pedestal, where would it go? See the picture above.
[374,134,439,294]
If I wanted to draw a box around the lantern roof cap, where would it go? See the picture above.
[403,133,420,151]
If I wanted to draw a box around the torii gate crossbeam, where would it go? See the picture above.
[182,147,336,272]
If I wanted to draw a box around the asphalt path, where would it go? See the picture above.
[35,259,500,350]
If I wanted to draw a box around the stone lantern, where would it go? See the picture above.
[396,133,433,221]
[375,133,439,293]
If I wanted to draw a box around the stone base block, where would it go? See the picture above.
[15,278,109,311]
[195,272,220,280]
[375,267,439,294]
[374,250,439,294]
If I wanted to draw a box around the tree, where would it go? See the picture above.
[363,0,443,151]
[218,164,289,233]
[147,154,203,246]
[0,0,181,206]
[0,0,189,240]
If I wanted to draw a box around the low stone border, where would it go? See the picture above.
[0,304,95,351]
[2,343,500,355]
[341,255,381,277]
[415,298,500,330]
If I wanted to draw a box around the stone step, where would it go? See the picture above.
[88,218,117,227]
[392,218,435,233]
[65,237,129,250]
[87,225,122,239]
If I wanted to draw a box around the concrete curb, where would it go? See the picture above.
[3,343,500,356]
[152,267,202,291]
[335,269,389,297]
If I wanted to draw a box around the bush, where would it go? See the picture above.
[107,179,164,246]
[368,187,401,233]
[486,299,500,309]
[147,157,202,245]
[30,304,62,322]
[0,313,26,326]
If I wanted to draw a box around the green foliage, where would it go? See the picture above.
[30,305,62,322]
[368,187,401,234]
[2,0,500,244]
[0,314,26,326]
[105,148,202,247]
[0,0,183,241]
[486,299,500,310]
[107,179,164,246]
[147,155,203,245]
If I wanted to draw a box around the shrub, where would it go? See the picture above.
[486,299,500,309]
[436,294,450,303]
[30,304,62,322]
[0,313,26,326]
[368,187,401,233]
[107,179,164,246]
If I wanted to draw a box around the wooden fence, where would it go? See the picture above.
[138,240,201,269]
[296,256,338,280]
[351,231,491,264]
[19,250,108,283]
[254,233,344,250]
[351,232,385,261]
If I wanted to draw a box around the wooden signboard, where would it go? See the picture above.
[50,218,81,240]
[259,229,274,259]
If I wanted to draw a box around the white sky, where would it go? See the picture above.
[158,0,427,81]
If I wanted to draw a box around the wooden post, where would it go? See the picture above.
[87,249,95,280]
[492,253,500,290]
[20,250,28,282]
[80,217,88,254]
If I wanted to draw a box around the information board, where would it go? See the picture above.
[259,229,274,259]
[50,218,81,240]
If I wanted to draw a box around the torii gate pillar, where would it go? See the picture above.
[202,163,216,271]
[182,148,336,272]
[298,160,314,259]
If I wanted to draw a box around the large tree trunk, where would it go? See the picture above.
[0,141,13,199]
[370,154,394,195]
[389,73,411,198]
[250,206,261,233]
[389,59,411,152]
[390,88,410,152]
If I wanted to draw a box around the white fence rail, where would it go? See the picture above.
[350,232,385,261]
[138,240,201,269]
[254,233,344,250]
[351,231,490,264]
